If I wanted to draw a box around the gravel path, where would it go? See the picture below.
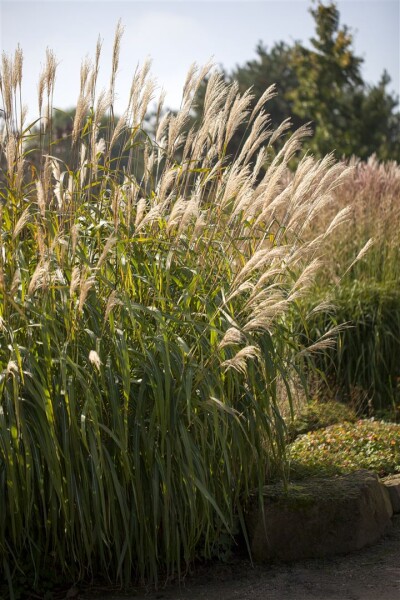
[87,514,400,600]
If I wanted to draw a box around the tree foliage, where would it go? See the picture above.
[192,1,399,161]
[289,1,399,159]
[230,41,301,131]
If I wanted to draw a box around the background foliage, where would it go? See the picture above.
[191,1,400,162]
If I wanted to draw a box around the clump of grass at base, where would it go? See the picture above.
[0,26,352,592]
[296,281,400,415]
[289,420,400,478]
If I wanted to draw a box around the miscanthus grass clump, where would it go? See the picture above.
[0,27,351,591]
[294,157,400,413]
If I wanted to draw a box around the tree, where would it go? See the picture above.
[230,41,301,130]
[356,73,400,161]
[289,1,399,159]
[191,1,399,162]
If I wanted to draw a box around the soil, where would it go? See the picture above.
[85,514,400,600]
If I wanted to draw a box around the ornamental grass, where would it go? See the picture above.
[0,26,351,591]
[295,157,400,413]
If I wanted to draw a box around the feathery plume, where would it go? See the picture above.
[10,268,21,296]
[167,197,187,231]
[78,272,96,313]
[12,45,23,90]
[72,91,90,144]
[27,261,50,296]
[97,236,117,269]
[44,48,57,94]
[221,345,261,375]
[109,112,126,152]
[80,56,91,93]
[1,53,12,117]
[139,78,156,123]
[342,238,375,277]
[69,266,81,297]
[224,89,253,147]
[110,19,124,105]
[134,198,147,229]
[5,134,17,177]
[218,327,245,349]
[236,110,271,166]
[36,180,46,217]
[249,83,276,122]
[71,224,79,257]
[38,70,45,116]
[290,258,322,295]
[104,290,122,321]
[298,323,350,356]
[181,62,198,103]
[135,204,162,231]
[89,350,101,371]
[324,206,352,237]
[13,206,31,239]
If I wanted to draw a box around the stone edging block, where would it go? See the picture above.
[382,474,400,513]
[246,470,393,562]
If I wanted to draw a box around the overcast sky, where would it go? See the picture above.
[0,0,399,120]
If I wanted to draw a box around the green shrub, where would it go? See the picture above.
[289,420,400,478]
[287,399,357,442]
[0,33,352,591]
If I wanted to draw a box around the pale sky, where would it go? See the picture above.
[0,0,399,120]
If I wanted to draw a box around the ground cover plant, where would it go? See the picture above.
[289,419,400,478]
[0,27,356,593]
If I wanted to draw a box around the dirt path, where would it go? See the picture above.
[86,514,400,600]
